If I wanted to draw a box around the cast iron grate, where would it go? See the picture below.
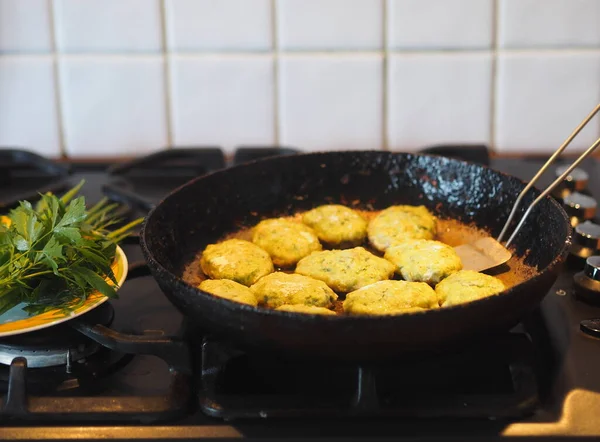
[0,149,71,210]
[198,332,539,420]
[0,263,193,423]
[102,146,299,213]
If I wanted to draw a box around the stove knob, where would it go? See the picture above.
[563,192,597,227]
[574,256,600,305]
[553,166,589,199]
[580,319,600,339]
[570,221,600,259]
[584,256,600,280]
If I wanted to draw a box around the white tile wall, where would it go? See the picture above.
[498,0,600,48]
[59,56,167,157]
[53,0,163,52]
[495,52,600,153]
[0,56,60,156]
[388,53,492,151]
[0,0,52,53]
[279,54,383,151]
[165,0,273,51]
[277,0,383,50]
[170,55,275,152]
[387,0,494,50]
[0,1,599,158]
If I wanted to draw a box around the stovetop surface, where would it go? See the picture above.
[2,147,600,440]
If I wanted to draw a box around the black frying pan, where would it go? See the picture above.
[140,151,572,361]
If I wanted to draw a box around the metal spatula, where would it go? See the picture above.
[455,103,600,272]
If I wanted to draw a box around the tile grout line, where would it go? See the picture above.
[47,0,67,159]
[4,47,600,58]
[489,0,500,153]
[381,0,388,151]
[159,0,174,149]
[271,0,280,145]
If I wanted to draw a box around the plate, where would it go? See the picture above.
[0,246,128,338]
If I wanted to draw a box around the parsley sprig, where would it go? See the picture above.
[0,181,143,316]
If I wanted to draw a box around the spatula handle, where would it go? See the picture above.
[497,103,600,246]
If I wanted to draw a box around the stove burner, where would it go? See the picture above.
[0,342,100,370]
[0,303,114,369]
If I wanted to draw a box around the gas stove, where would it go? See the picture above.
[2,145,600,440]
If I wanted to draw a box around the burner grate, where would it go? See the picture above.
[0,149,71,210]
[101,146,298,213]
[198,332,539,420]
[0,264,193,423]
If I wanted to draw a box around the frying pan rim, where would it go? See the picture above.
[140,150,573,321]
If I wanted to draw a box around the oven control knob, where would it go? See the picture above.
[570,221,600,259]
[574,256,600,305]
[580,319,600,339]
[571,221,600,258]
[553,166,589,199]
[584,256,600,281]
[563,192,597,227]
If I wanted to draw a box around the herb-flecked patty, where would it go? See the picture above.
[275,304,337,315]
[343,280,441,315]
[200,239,274,286]
[384,239,462,285]
[436,270,505,307]
[295,247,395,292]
[252,218,322,267]
[368,205,436,252]
[199,279,258,306]
[250,272,337,309]
[302,204,367,247]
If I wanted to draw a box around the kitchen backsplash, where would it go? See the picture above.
[0,0,599,158]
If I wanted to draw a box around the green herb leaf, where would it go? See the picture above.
[59,180,85,205]
[10,210,29,240]
[57,197,86,228]
[43,236,63,260]
[54,226,82,244]
[73,266,118,299]
[27,214,42,246]
[37,193,60,228]
[13,235,29,252]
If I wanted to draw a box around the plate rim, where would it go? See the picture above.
[0,246,129,338]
